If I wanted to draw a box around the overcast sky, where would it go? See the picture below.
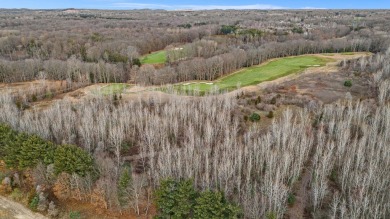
[1,0,389,10]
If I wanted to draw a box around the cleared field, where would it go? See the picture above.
[94,83,130,95]
[173,55,333,93]
[141,51,167,64]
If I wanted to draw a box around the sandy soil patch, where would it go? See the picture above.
[0,196,47,219]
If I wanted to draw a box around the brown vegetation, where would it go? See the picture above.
[1,8,390,219]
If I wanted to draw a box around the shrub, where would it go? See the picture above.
[29,195,39,211]
[292,26,304,34]
[45,91,53,99]
[220,25,238,35]
[113,93,118,101]
[118,166,132,207]
[249,113,261,122]
[270,97,277,104]
[69,211,82,219]
[254,96,262,105]
[287,193,296,206]
[10,188,24,201]
[266,211,277,219]
[344,80,352,87]
[267,111,274,118]
[132,58,141,67]
[329,169,338,182]
[31,94,38,102]
[15,100,23,110]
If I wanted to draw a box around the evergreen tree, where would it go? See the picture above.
[118,166,132,207]
[53,144,93,176]
[194,191,241,219]
[18,135,56,169]
[155,178,197,219]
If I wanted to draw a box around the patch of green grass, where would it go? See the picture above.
[96,83,131,95]
[141,51,167,64]
[173,55,333,93]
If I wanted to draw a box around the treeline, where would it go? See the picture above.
[0,56,129,83]
[1,35,387,84]
[0,20,211,61]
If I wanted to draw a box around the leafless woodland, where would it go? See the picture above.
[0,50,389,218]
[0,9,390,219]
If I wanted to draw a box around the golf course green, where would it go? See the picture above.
[141,51,167,64]
[173,55,333,93]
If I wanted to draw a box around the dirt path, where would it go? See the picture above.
[0,196,48,219]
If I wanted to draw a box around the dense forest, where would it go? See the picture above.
[0,9,390,219]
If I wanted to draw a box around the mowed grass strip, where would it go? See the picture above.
[96,83,131,95]
[141,51,167,64]
[174,55,333,93]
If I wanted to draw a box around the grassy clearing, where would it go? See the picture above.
[141,51,167,64]
[96,83,131,95]
[173,55,333,93]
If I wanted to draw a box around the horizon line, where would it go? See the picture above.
[1,7,389,10]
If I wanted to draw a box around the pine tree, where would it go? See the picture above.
[118,166,132,207]
[53,145,93,177]
[194,191,241,219]
[155,178,197,218]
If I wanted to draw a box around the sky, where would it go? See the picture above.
[1,0,390,10]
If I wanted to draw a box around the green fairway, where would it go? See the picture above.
[173,55,333,93]
[96,83,131,95]
[141,51,167,64]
